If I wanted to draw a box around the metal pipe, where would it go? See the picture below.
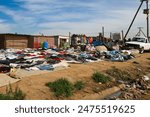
[124,1,144,40]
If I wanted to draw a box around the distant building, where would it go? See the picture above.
[53,35,69,48]
[112,33,121,41]
[71,34,112,47]
[71,34,87,46]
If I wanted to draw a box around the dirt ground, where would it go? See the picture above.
[0,53,150,100]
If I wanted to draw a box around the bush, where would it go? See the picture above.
[74,81,85,90]
[92,71,111,83]
[46,78,74,97]
[0,84,25,100]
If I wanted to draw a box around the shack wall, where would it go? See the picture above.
[5,35,29,49]
[0,35,5,49]
[33,36,55,48]
[0,34,69,49]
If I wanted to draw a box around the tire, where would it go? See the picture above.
[139,47,144,54]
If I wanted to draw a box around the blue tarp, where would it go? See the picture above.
[92,41,103,46]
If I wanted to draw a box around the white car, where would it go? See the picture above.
[125,36,150,53]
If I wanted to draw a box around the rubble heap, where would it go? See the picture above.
[119,76,150,100]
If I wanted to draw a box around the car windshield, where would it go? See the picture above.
[132,37,145,42]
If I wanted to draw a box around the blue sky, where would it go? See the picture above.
[0,0,148,37]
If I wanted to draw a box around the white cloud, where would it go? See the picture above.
[36,7,147,38]
[0,19,5,23]
[0,5,36,27]
[15,0,54,4]
[0,19,12,33]
[0,23,12,33]
[0,0,148,38]
[108,8,147,37]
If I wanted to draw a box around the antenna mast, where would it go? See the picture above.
[136,27,147,37]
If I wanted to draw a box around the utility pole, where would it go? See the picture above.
[102,27,104,37]
[121,30,124,41]
[146,0,149,39]
[110,32,112,39]
[143,0,150,40]
[102,26,105,42]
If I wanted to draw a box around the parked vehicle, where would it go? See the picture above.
[125,36,150,53]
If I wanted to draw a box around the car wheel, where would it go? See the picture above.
[139,47,144,54]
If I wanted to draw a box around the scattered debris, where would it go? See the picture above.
[143,75,150,81]
[107,76,150,100]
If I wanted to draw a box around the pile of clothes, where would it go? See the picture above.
[0,46,136,73]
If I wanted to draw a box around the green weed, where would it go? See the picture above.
[0,84,25,100]
[92,71,111,83]
[74,81,85,90]
[46,78,74,97]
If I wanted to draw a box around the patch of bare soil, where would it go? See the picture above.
[0,53,149,100]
